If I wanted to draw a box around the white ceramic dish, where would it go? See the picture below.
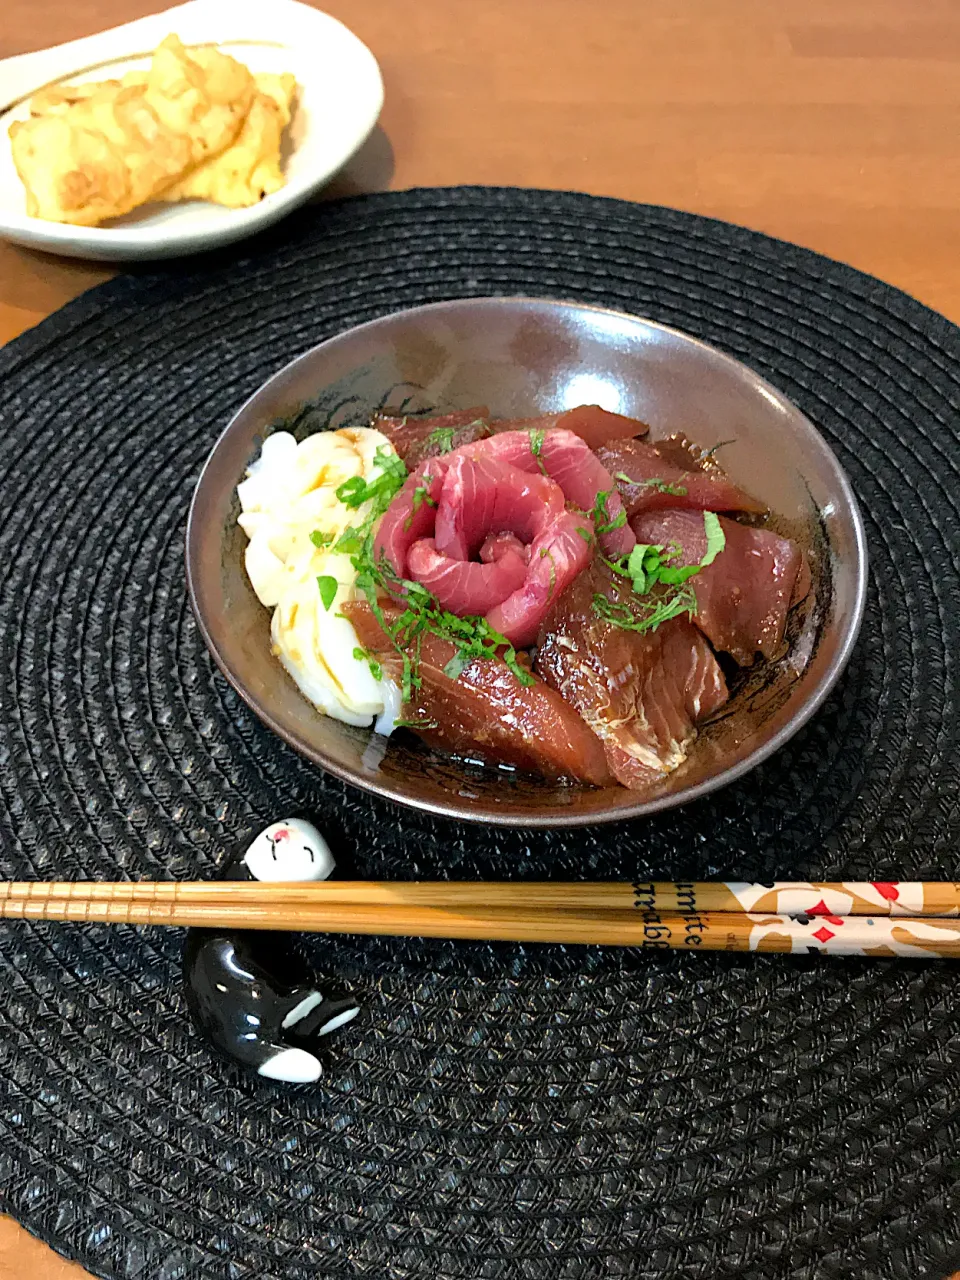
[0,0,383,261]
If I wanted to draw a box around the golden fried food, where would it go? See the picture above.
[161,72,297,208]
[8,34,277,227]
[8,111,135,226]
[28,81,123,115]
[140,35,254,168]
[10,76,196,225]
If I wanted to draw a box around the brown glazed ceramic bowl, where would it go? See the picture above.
[186,298,867,827]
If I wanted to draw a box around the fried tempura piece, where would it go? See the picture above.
[9,111,134,225]
[160,72,297,207]
[139,35,254,168]
[9,34,255,226]
[29,81,123,115]
[10,78,195,225]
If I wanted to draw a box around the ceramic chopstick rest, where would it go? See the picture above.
[182,818,359,1082]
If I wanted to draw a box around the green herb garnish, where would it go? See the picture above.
[332,526,363,556]
[698,511,725,563]
[591,585,698,633]
[528,427,547,474]
[403,476,438,530]
[613,472,688,496]
[425,426,456,454]
[538,547,558,597]
[317,447,407,609]
[437,613,533,686]
[575,526,593,544]
[316,575,339,611]
[590,489,627,537]
[352,645,383,682]
[593,512,726,632]
[335,446,407,511]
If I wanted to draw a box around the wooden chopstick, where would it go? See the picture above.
[2,888,960,956]
[1,879,957,916]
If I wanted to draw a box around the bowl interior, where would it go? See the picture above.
[187,298,866,827]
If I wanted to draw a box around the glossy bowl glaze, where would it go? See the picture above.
[186,298,867,827]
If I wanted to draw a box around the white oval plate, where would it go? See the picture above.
[0,0,383,261]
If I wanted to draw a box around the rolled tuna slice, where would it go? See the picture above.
[463,429,635,557]
[343,601,614,787]
[388,452,592,646]
[406,537,528,616]
[432,452,565,562]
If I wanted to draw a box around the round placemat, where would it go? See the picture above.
[1,187,959,1280]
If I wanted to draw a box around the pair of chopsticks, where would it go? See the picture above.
[2,879,959,958]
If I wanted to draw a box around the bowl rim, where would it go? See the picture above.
[186,295,869,828]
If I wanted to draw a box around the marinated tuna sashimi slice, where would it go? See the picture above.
[480,531,530,564]
[407,537,528,616]
[373,408,491,467]
[490,404,649,449]
[433,452,565,561]
[554,404,650,449]
[596,437,765,519]
[374,458,450,579]
[463,428,635,557]
[632,509,806,665]
[377,452,593,646]
[344,602,614,786]
[535,562,728,790]
[484,508,594,647]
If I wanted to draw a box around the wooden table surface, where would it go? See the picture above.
[3,0,960,1275]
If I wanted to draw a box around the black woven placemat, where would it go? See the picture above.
[1,186,960,1280]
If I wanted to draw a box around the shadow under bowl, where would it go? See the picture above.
[186,297,867,828]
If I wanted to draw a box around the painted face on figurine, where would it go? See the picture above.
[182,817,358,1083]
[237,818,335,884]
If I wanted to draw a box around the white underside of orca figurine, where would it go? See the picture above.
[258,1047,324,1084]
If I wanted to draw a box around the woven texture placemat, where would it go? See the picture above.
[1,187,959,1280]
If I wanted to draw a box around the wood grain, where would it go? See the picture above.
[6,878,960,914]
[2,0,960,1274]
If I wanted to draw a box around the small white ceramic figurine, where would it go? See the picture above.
[182,818,359,1083]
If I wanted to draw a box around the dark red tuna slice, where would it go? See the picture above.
[596,437,765,519]
[490,404,649,449]
[344,602,614,786]
[631,509,806,665]
[373,408,491,467]
[535,562,728,790]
